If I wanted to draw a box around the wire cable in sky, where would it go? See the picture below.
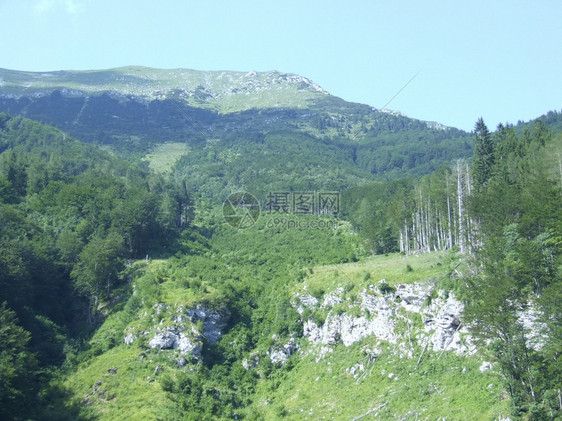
[380,71,420,111]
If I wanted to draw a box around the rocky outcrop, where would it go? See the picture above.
[421,290,474,354]
[185,307,226,345]
[295,294,319,315]
[148,326,203,357]
[242,352,260,370]
[303,299,398,348]
[322,287,344,308]
[123,304,229,360]
[299,281,477,359]
[268,336,299,365]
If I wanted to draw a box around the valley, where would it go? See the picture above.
[0,68,560,420]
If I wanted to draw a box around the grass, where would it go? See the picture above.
[252,339,509,420]
[64,346,175,420]
[299,251,447,297]
[141,142,190,173]
[142,258,218,306]
[60,249,510,420]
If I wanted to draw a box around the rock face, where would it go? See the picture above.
[242,352,260,370]
[124,304,229,360]
[299,282,477,359]
[268,337,299,365]
[295,294,319,315]
[421,290,473,354]
[148,326,203,357]
[516,306,547,351]
[304,295,398,348]
[322,287,344,308]
[185,307,225,345]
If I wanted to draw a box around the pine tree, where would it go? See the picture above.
[472,118,494,189]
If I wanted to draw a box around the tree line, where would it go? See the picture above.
[0,113,193,418]
[345,116,562,419]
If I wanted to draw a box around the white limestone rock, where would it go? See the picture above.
[295,294,319,315]
[125,304,228,361]
[149,330,179,350]
[242,352,260,370]
[268,337,299,365]
[479,361,492,372]
[301,282,477,358]
[322,287,344,308]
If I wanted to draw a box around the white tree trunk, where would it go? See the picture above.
[457,160,466,253]
[446,178,453,249]
[435,211,442,251]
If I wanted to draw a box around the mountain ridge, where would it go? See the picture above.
[0,66,463,132]
[0,66,474,187]
[0,66,333,114]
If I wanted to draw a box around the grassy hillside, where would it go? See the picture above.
[51,227,509,420]
[254,343,507,420]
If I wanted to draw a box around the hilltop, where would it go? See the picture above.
[0,66,329,112]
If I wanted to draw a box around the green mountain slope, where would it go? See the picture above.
[1,66,560,420]
[0,114,195,419]
[0,67,473,188]
[57,244,509,420]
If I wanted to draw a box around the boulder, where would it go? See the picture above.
[149,330,178,350]
[269,337,299,365]
[479,361,492,372]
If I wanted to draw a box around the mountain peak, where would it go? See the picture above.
[0,66,329,113]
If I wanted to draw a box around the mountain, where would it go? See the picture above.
[0,67,473,194]
[1,67,561,420]
[0,66,330,112]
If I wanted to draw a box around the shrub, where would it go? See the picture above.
[378,282,396,295]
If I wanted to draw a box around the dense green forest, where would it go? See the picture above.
[0,113,359,419]
[0,113,192,418]
[465,119,562,419]
[0,108,561,420]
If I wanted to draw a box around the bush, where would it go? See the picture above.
[378,282,396,295]
[310,286,325,300]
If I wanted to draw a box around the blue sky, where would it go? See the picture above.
[0,0,560,131]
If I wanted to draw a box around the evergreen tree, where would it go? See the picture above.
[472,118,494,189]
[0,302,39,420]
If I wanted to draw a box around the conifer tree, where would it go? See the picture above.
[472,118,494,189]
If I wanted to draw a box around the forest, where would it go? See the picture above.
[344,116,562,418]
